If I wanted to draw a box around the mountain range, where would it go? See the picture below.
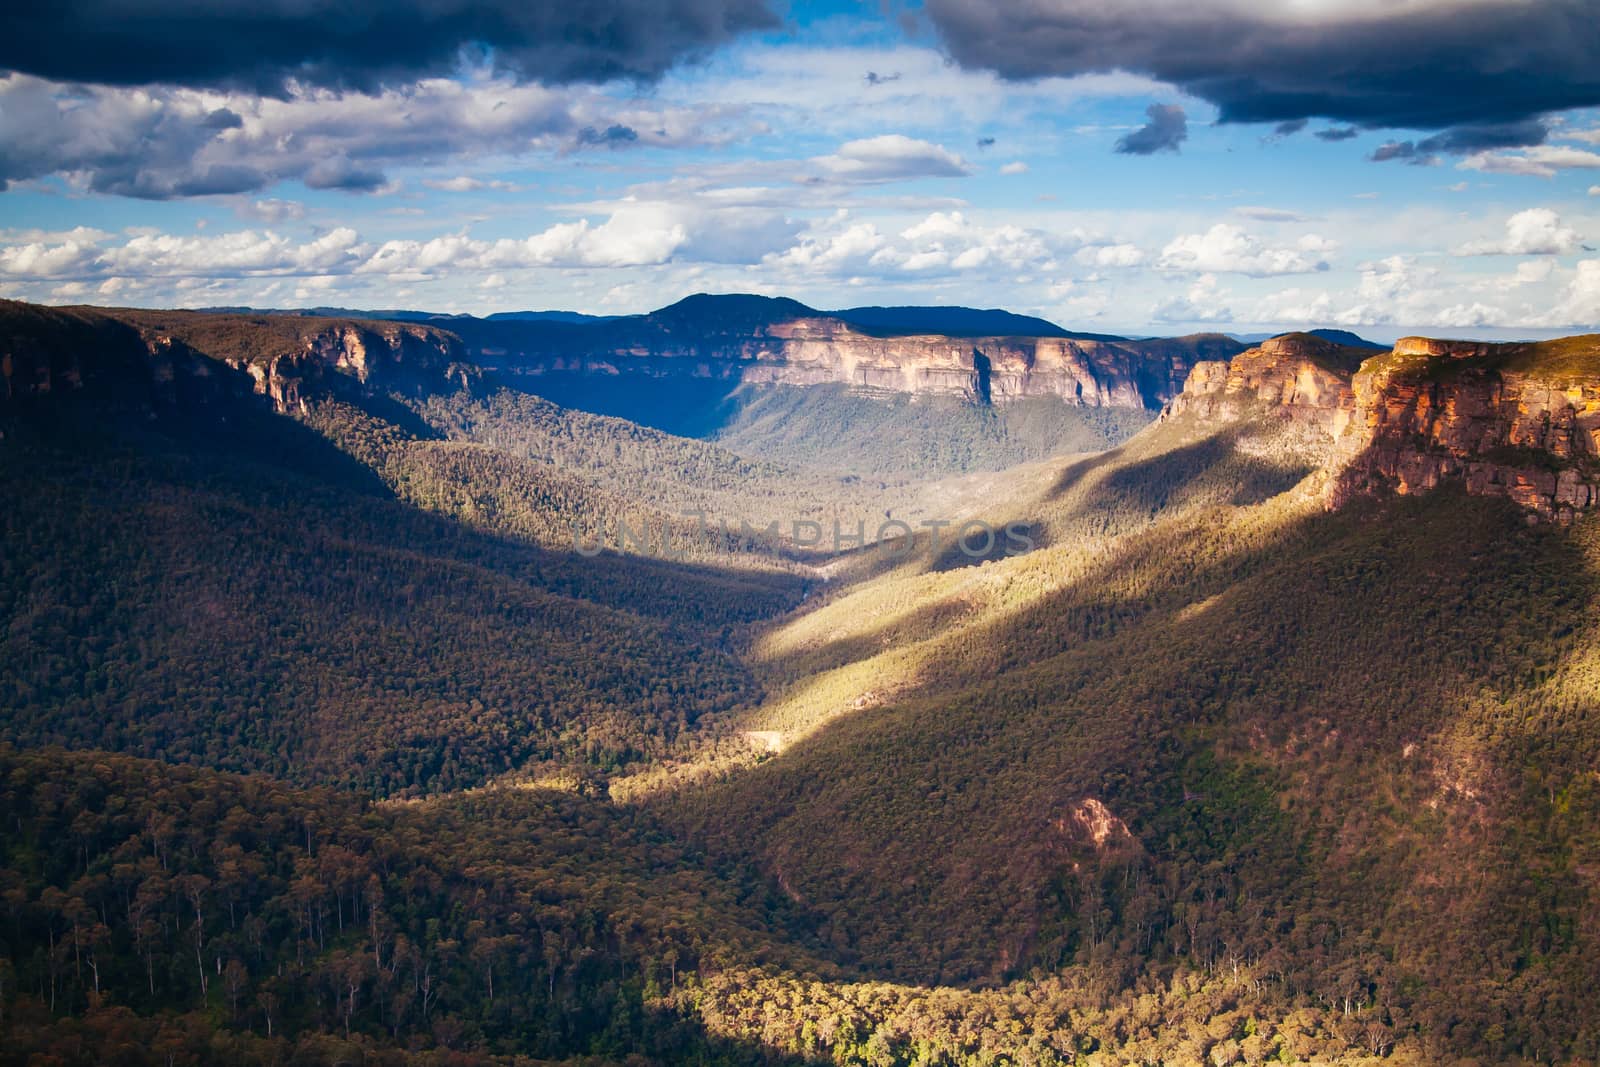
[2,295,1600,1066]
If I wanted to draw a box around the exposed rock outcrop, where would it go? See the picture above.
[223,322,471,414]
[0,300,469,416]
[1162,330,1600,521]
[462,296,1244,410]
[1162,333,1361,435]
[1328,337,1600,522]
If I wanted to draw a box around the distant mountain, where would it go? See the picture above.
[646,292,820,331]
[484,309,618,324]
[1229,327,1386,349]
[833,304,1126,342]
[1306,328,1386,349]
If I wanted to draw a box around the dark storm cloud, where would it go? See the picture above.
[0,0,779,93]
[1116,104,1187,155]
[1271,118,1308,138]
[1316,127,1360,142]
[1370,119,1549,165]
[923,1,1600,137]
[576,124,641,147]
[1370,141,1436,165]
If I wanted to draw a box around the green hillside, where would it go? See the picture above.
[4,304,1600,1065]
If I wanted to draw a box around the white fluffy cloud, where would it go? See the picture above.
[1158,224,1334,276]
[812,135,972,183]
[0,72,749,198]
[1076,243,1145,268]
[1542,260,1600,327]
[1152,274,1231,323]
[0,195,808,287]
[767,210,1068,278]
[1455,209,1583,256]
[1460,146,1600,178]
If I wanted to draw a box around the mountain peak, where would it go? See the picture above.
[647,293,819,330]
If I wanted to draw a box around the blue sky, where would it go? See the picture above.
[2,1,1599,339]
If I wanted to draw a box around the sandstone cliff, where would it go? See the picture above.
[1162,331,1600,521]
[458,296,1243,410]
[0,300,470,416]
[1163,333,1362,434]
[1328,336,1600,521]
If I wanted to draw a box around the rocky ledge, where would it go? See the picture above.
[1164,331,1600,522]
[1,301,470,416]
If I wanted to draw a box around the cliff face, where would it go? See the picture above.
[1162,331,1600,521]
[0,301,469,416]
[1163,333,1360,435]
[222,322,470,414]
[1328,337,1600,521]
[468,303,1242,410]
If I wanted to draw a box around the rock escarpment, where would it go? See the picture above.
[220,321,471,414]
[1328,337,1600,521]
[1163,331,1600,521]
[1163,333,1362,435]
[0,300,470,416]
[461,296,1243,410]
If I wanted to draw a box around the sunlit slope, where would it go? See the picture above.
[655,409,1600,1058]
[709,384,1154,477]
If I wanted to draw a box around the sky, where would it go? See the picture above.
[2,0,1599,340]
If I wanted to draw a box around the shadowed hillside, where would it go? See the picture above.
[6,304,1600,1065]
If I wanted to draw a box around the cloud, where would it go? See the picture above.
[768,220,889,272]
[1592,185,1600,196]
[923,1,1600,142]
[1270,118,1308,139]
[1153,274,1231,324]
[1315,127,1359,142]
[0,194,800,288]
[1075,243,1145,268]
[1373,120,1554,167]
[239,199,306,223]
[422,177,519,193]
[0,72,742,199]
[576,124,640,148]
[358,219,690,275]
[1458,145,1600,178]
[1371,141,1437,166]
[1234,206,1309,222]
[0,227,368,281]
[1115,104,1187,156]
[1511,260,1555,286]
[768,210,1066,278]
[1544,260,1600,327]
[1456,209,1583,256]
[812,135,972,182]
[1158,224,1334,276]
[0,0,778,93]
[999,161,1028,175]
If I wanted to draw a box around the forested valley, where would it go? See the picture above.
[3,302,1600,1065]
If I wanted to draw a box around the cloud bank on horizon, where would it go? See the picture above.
[1,0,1598,337]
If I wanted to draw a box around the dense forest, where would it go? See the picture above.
[4,302,1600,1064]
